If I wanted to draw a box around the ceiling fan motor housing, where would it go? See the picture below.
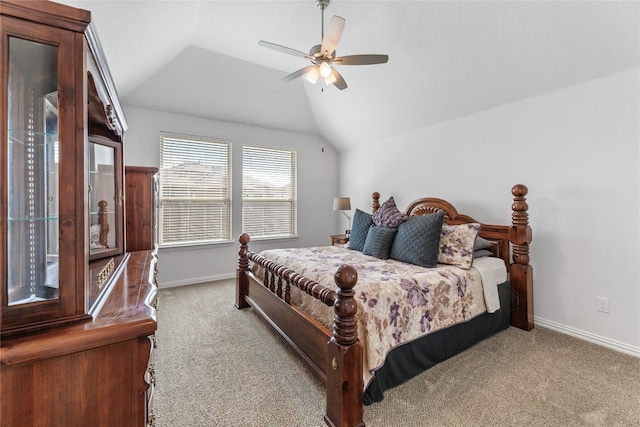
[316,0,330,10]
[310,44,335,60]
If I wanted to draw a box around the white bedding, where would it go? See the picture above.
[468,256,507,313]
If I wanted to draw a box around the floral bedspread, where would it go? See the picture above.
[253,246,491,389]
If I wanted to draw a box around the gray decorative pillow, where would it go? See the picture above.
[372,196,405,228]
[473,249,493,259]
[363,226,398,259]
[438,223,481,269]
[348,209,374,252]
[390,210,445,267]
[473,235,492,251]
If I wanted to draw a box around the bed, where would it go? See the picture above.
[235,184,533,427]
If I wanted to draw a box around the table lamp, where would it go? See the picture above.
[333,197,352,234]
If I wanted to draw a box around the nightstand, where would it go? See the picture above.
[331,234,350,245]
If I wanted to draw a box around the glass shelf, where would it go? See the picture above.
[9,129,58,137]
[8,217,60,221]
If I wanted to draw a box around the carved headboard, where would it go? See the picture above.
[371,192,512,268]
[370,185,533,331]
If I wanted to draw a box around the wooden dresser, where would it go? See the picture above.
[0,251,158,427]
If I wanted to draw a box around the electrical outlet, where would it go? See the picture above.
[596,296,610,313]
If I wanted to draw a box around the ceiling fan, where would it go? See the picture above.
[259,0,388,90]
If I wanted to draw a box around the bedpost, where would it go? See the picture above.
[372,192,380,213]
[509,184,534,331]
[325,265,364,427]
[98,200,109,247]
[235,233,251,309]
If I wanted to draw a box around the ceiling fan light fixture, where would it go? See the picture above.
[324,72,337,86]
[319,62,332,78]
[306,66,319,84]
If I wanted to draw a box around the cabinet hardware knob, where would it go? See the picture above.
[147,363,156,386]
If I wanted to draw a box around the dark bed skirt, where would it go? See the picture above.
[363,281,512,405]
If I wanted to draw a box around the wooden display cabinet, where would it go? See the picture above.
[1,2,158,426]
[126,166,159,252]
[1,0,90,334]
[0,0,128,334]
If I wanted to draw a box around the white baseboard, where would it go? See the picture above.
[534,316,640,358]
[159,273,236,289]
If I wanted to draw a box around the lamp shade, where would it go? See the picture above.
[306,66,319,84]
[333,197,351,211]
[324,72,337,86]
[319,62,332,78]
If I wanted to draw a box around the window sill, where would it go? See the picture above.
[159,239,235,251]
[246,235,299,243]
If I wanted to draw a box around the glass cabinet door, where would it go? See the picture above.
[88,138,123,260]
[2,17,87,333]
[6,37,60,306]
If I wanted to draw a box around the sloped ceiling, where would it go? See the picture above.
[122,45,319,134]
[58,0,639,151]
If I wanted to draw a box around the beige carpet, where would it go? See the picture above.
[154,279,640,426]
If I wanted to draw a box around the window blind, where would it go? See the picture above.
[159,133,231,246]
[242,145,297,238]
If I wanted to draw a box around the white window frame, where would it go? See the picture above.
[158,132,232,247]
[242,144,297,240]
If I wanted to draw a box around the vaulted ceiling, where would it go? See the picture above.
[59,1,639,151]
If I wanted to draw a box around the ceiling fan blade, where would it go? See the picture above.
[280,65,317,83]
[330,68,348,90]
[321,15,345,57]
[259,41,313,60]
[332,54,389,65]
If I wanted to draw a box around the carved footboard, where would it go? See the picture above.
[235,234,364,427]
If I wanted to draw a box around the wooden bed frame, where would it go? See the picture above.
[235,184,533,427]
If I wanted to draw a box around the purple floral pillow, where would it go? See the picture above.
[437,223,481,269]
[372,197,405,228]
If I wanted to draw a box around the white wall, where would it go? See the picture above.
[340,68,640,355]
[122,106,339,286]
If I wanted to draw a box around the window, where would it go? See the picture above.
[242,145,297,239]
[159,133,231,246]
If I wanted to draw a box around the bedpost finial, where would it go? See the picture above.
[333,265,358,347]
[334,265,357,290]
[510,184,532,265]
[239,233,250,245]
[512,184,528,197]
[372,192,381,213]
[238,233,250,268]
[511,184,529,224]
